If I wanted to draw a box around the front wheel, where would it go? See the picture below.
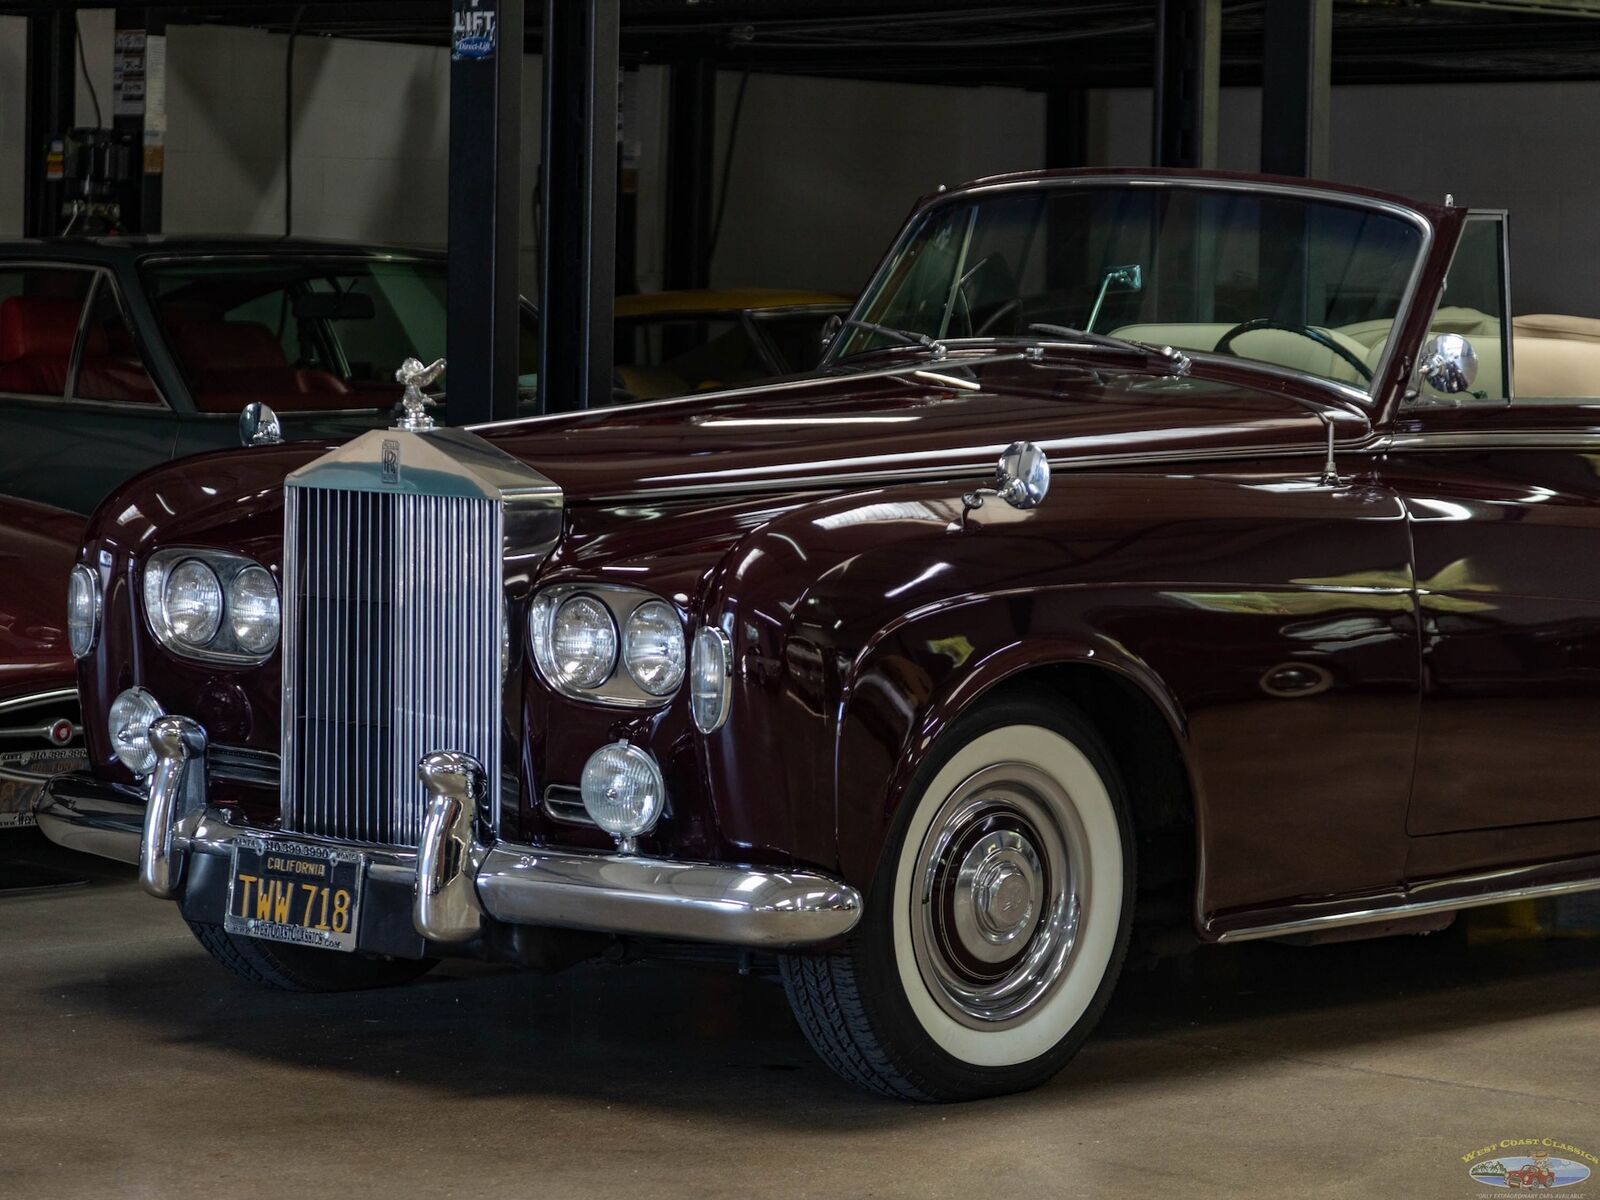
[185,920,437,992]
[782,698,1134,1101]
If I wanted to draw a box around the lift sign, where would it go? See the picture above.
[452,0,497,61]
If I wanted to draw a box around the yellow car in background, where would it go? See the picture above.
[613,288,851,400]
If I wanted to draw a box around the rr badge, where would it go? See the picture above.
[381,438,401,486]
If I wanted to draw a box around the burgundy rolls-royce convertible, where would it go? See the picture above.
[37,167,1600,1101]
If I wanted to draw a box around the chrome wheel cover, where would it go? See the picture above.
[910,761,1088,1030]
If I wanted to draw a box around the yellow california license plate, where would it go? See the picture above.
[224,836,365,952]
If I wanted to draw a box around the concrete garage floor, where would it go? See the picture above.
[2,834,1597,1200]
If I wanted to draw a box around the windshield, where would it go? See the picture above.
[142,257,539,414]
[839,182,1428,393]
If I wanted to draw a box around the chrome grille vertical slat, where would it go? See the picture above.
[282,481,502,848]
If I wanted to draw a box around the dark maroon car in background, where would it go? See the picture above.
[37,168,1600,1100]
[0,497,87,831]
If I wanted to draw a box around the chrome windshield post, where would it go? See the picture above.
[139,715,208,899]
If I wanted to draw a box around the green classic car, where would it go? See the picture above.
[0,236,540,514]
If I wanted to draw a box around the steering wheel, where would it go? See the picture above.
[1213,318,1373,383]
[975,297,1023,337]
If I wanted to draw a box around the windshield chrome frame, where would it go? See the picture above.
[824,174,1436,408]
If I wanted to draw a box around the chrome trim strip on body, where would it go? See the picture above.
[0,687,77,714]
[580,433,1368,504]
[1376,430,1600,452]
[468,352,1030,434]
[1212,862,1600,943]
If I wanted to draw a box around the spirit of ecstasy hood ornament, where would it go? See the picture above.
[394,356,446,431]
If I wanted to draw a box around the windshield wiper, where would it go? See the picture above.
[1027,323,1189,374]
[840,318,945,355]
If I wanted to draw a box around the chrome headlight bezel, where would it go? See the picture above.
[528,584,685,708]
[143,549,280,665]
[67,563,101,660]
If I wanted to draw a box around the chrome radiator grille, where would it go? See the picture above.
[281,485,503,847]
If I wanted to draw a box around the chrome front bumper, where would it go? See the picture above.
[37,717,862,953]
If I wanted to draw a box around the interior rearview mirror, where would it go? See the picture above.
[292,292,377,321]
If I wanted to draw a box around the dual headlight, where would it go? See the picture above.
[142,549,280,663]
[529,585,730,732]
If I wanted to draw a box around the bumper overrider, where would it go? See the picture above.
[37,715,862,959]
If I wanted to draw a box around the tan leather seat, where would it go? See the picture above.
[1511,314,1600,398]
[1112,321,1374,386]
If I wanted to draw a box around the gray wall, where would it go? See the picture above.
[706,73,1047,295]
[0,16,1595,315]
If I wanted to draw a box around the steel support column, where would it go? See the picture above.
[1044,87,1088,170]
[1153,0,1219,169]
[112,8,167,233]
[23,11,75,238]
[538,0,620,415]
[663,59,716,292]
[1260,0,1331,178]
[445,0,523,426]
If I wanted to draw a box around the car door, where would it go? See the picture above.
[1378,211,1600,840]
[0,263,178,515]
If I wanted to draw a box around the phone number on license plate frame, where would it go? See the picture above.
[225,835,366,952]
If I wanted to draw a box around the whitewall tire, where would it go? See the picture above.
[782,695,1134,1100]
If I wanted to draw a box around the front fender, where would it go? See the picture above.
[705,466,1417,923]
[834,592,1193,888]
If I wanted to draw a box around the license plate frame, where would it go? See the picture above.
[224,835,367,953]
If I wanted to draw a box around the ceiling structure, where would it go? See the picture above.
[8,0,1600,88]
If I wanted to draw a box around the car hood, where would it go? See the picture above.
[485,353,1360,504]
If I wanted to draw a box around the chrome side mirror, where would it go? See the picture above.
[239,402,282,447]
[960,440,1051,524]
[1418,333,1478,396]
[994,440,1051,509]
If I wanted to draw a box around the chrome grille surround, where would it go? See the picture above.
[281,428,562,848]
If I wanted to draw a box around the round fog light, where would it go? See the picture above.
[109,686,164,777]
[579,741,666,846]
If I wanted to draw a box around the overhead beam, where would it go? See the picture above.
[445,0,524,425]
[1260,0,1331,177]
[538,0,620,414]
[1152,0,1219,168]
